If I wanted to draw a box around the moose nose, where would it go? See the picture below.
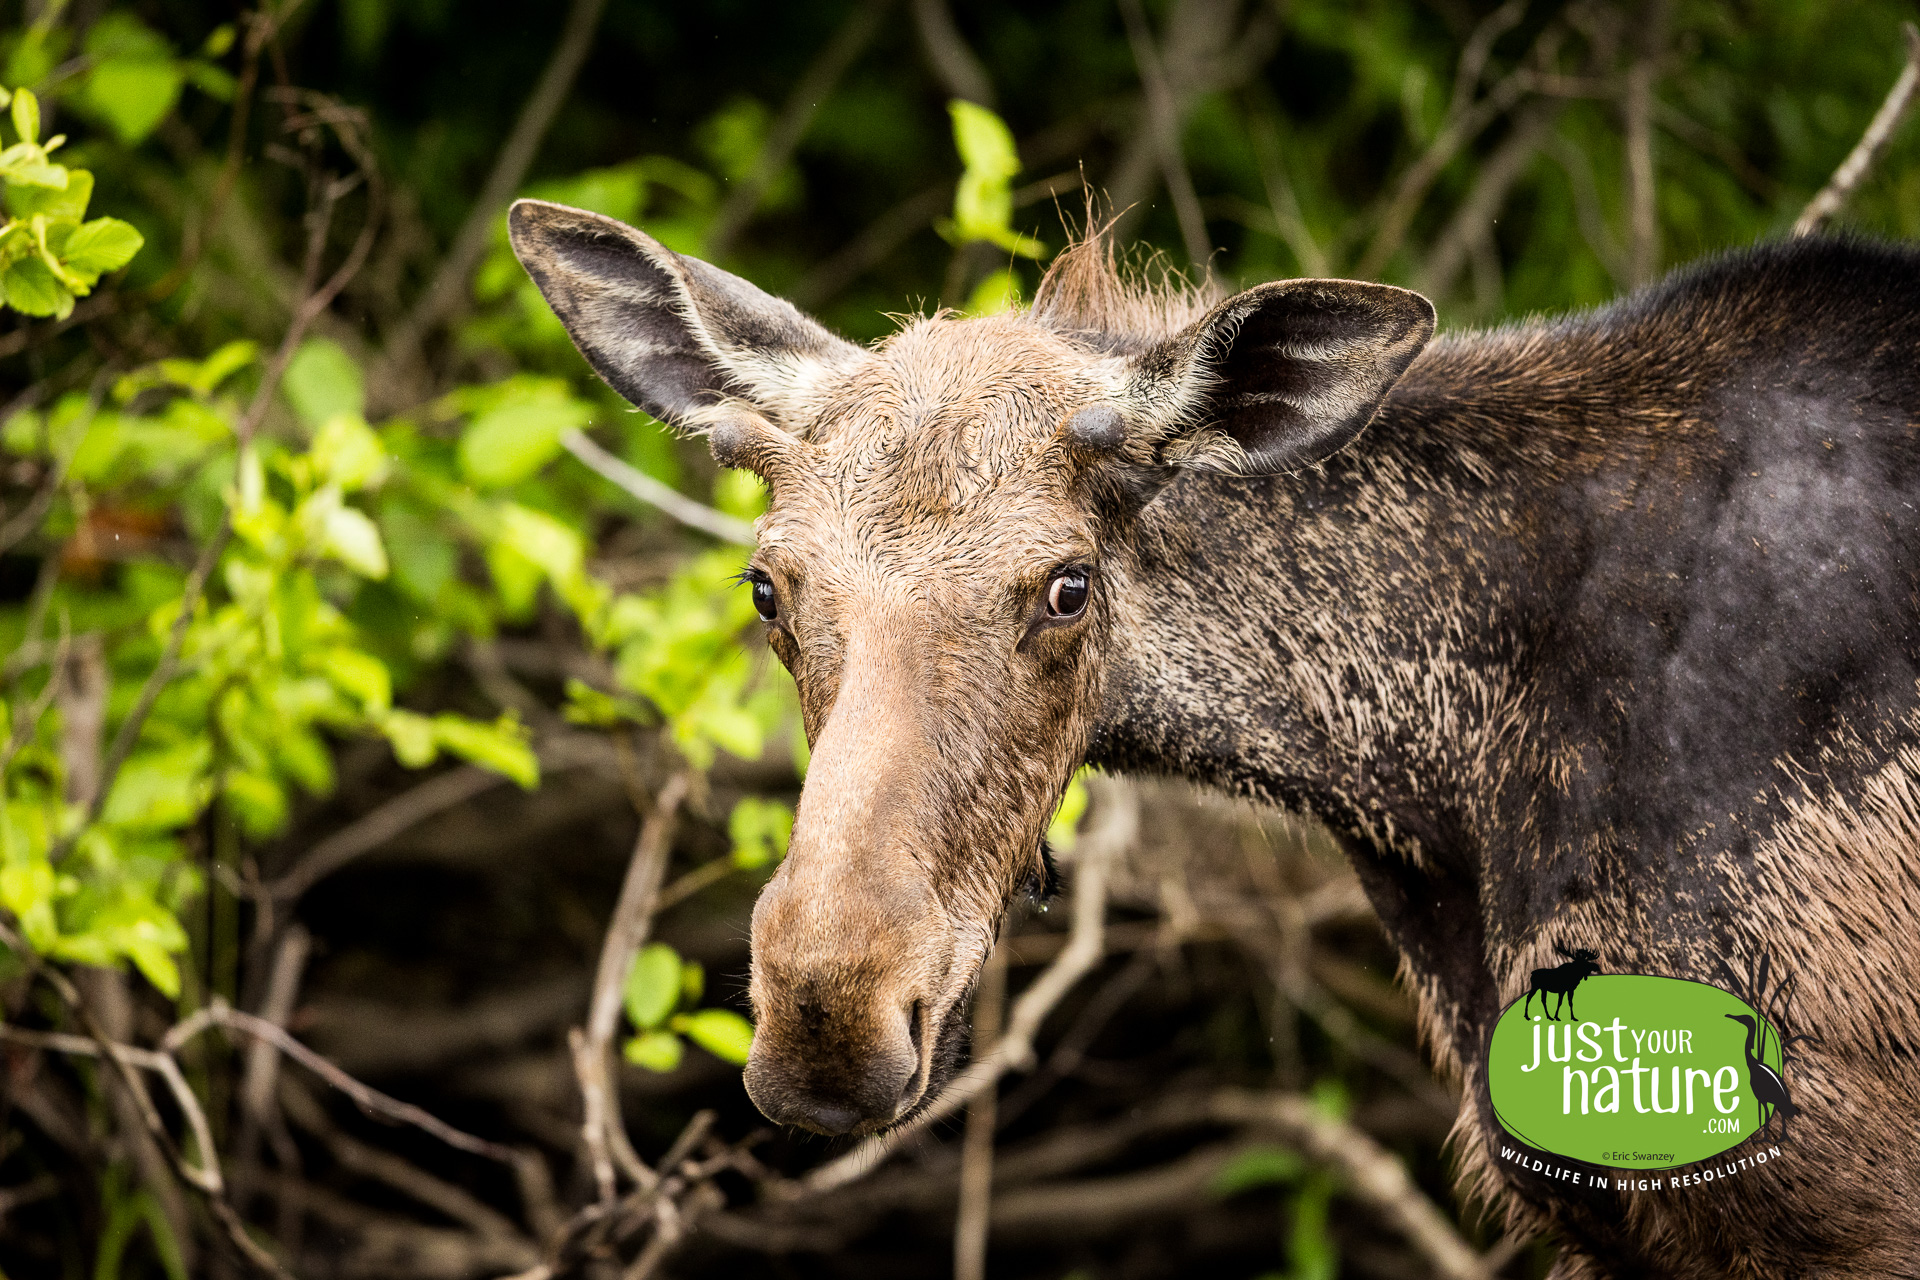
[742,994,923,1136]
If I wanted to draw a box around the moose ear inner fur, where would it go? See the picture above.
[506,199,864,432]
[1130,278,1437,476]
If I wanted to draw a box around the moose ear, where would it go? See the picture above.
[507,199,864,430]
[1123,279,1435,475]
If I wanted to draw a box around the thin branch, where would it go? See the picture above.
[381,0,608,378]
[1795,22,1920,237]
[705,0,897,259]
[1117,0,1211,266]
[562,430,757,546]
[268,765,506,901]
[798,775,1136,1195]
[953,932,1006,1280]
[1356,3,1543,280]
[1245,100,1328,277]
[0,369,112,558]
[1415,102,1561,302]
[1207,1089,1491,1280]
[1622,0,1667,287]
[912,0,993,106]
[0,937,299,1280]
[575,772,693,1203]
[163,1001,518,1163]
[278,1077,533,1247]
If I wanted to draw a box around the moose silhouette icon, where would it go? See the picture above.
[1523,945,1602,1021]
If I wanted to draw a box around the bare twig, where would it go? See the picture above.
[240,925,311,1126]
[164,1001,518,1163]
[1546,131,1629,291]
[0,370,111,558]
[381,0,609,380]
[1795,22,1920,236]
[269,766,507,901]
[1117,0,1212,266]
[574,772,693,1202]
[1356,1,1539,279]
[953,931,1006,1280]
[912,0,993,106]
[1207,1089,1490,1280]
[1416,103,1562,303]
[278,1077,534,1250]
[799,774,1136,1194]
[705,0,898,258]
[1246,101,1328,276]
[562,431,757,546]
[1622,0,1667,287]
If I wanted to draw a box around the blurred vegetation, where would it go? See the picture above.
[0,0,1915,1277]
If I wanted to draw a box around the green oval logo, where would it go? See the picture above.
[1488,974,1792,1171]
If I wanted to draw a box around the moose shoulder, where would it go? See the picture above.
[509,199,1920,1277]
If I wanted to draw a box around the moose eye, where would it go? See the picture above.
[749,574,778,622]
[1045,568,1089,619]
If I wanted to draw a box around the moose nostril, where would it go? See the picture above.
[801,1101,865,1137]
[906,1000,925,1059]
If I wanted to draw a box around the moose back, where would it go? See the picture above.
[510,199,1920,1277]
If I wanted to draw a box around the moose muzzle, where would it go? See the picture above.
[741,645,967,1135]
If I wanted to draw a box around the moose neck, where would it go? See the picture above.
[1097,343,1560,869]
[1091,325,1672,1043]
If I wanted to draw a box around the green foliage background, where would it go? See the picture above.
[0,0,1915,1277]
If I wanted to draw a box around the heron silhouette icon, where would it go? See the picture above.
[1727,1013,1800,1140]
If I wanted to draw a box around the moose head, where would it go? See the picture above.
[509,200,1434,1135]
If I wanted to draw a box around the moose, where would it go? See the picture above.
[510,198,1920,1277]
[1524,944,1601,1022]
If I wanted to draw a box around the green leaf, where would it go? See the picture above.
[102,740,214,831]
[382,709,437,768]
[0,863,57,946]
[8,166,89,219]
[221,769,289,839]
[561,678,651,729]
[673,1008,755,1065]
[312,414,387,490]
[432,714,538,789]
[624,942,684,1030]
[60,217,143,278]
[193,340,259,394]
[1210,1145,1308,1197]
[950,99,1019,181]
[712,468,767,521]
[4,255,72,318]
[1309,1077,1351,1121]
[728,796,794,869]
[458,384,592,488]
[485,540,544,620]
[680,959,705,1007]
[963,267,1020,318]
[85,56,185,145]
[1047,769,1090,852]
[945,100,1044,258]
[322,505,388,578]
[496,503,585,583]
[283,338,365,428]
[11,86,39,145]
[622,1029,684,1073]
[317,646,392,714]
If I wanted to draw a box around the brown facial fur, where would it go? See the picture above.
[738,320,1114,1131]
